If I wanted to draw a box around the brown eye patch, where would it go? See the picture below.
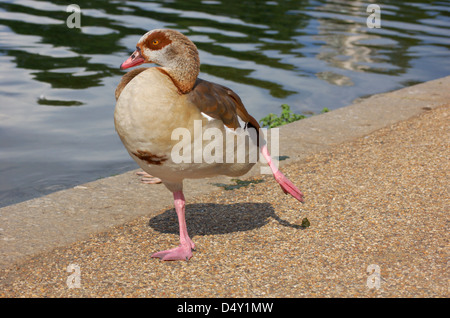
[144,31,172,50]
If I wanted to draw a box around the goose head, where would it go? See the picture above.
[120,29,200,93]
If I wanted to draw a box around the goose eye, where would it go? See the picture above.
[152,39,159,45]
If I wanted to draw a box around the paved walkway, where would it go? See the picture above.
[0,77,448,297]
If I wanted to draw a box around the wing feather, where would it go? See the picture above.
[187,79,260,132]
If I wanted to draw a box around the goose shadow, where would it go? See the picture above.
[148,202,305,237]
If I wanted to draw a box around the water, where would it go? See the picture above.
[0,0,449,207]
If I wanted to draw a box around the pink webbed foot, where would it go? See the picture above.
[136,171,162,184]
[261,145,304,203]
[151,242,194,261]
[152,191,195,261]
[273,170,304,202]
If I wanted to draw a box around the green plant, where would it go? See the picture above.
[259,104,305,128]
[259,105,331,128]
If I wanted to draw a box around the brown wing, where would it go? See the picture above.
[115,67,149,101]
[187,79,260,131]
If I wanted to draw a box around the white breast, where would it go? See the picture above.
[114,68,257,184]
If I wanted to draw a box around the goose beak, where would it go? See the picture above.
[120,48,145,70]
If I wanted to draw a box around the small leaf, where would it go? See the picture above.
[301,217,310,228]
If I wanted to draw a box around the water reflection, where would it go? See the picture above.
[0,0,449,206]
[2,0,447,100]
[1,0,312,98]
[309,0,449,81]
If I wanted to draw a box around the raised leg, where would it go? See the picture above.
[151,190,195,261]
[261,145,304,202]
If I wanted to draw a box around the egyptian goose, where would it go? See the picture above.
[115,29,304,261]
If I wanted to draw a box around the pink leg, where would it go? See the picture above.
[261,145,304,202]
[151,191,195,261]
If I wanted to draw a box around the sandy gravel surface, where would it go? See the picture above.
[0,105,448,298]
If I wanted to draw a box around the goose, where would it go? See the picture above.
[114,29,304,261]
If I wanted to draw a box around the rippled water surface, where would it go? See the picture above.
[0,0,449,207]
